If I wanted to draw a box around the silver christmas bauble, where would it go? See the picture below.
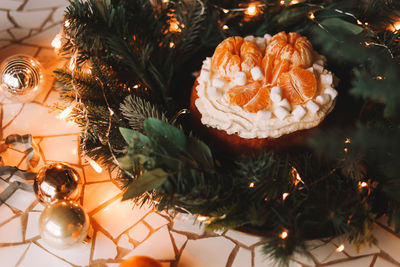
[39,200,90,249]
[34,162,82,204]
[0,54,43,102]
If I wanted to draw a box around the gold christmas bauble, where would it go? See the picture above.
[34,162,82,204]
[39,200,90,249]
[119,256,162,267]
[0,54,43,102]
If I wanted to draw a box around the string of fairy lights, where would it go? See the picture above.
[49,0,400,253]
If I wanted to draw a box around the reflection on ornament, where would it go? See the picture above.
[39,200,90,249]
[119,256,162,267]
[0,55,43,102]
[34,162,82,204]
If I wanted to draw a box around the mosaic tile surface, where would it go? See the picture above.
[1,1,400,266]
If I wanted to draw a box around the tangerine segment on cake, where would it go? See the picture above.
[191,32,338,152]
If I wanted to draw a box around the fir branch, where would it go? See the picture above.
[120,95,168,132]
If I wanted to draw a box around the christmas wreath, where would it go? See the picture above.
[54,0,400,265]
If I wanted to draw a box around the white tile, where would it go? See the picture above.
[311,242,348,263]
[43,90,63,106]
[10,10,52,29]
[32,202,45,211]
[332,236,379,257]
[0,40,10,48]
[83,182,121,212]
[107,264,121,267]
[0,216,22,243]
[23,24,61,47]
[19,243,72,267]
[3,103,80,137]
[374,256,399,267]
[124,226,175,261]
[0,179,9,190]
[145,212,169,229]
[292,252,315,266]
[172,214,204,235]
[0,11,14,32]
[178,237,235,267]
[0,244,29,267]
[373,224,400,262]
[83,165,112,183]
[225,230,261,247]
[2,103,24,128]
[93,231,118,260]
[6,189,36,211]
[52,7,66,22]
[35,48,62,70]
[26,211,41,239]
[128,222,150,243]
[1,149,25,168]
[0,44,37,63]
[37,237,91,266]
[38,135,80,164]
[0,205,15,224]
[232,248,251,267]
[93,200,152,239]
[253,246,276,267]
[171,232,187,251]
[23,0,68,10]
[328,255,374,266]
[118,234,133,250]
[9,28,31,40]
[0,1,23,10]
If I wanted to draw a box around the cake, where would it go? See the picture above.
[190,32,338,154]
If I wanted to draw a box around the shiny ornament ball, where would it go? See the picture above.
[34,162,82,204]
[39,200,90,249]
[119,256,162,267]
[0,55,43,102]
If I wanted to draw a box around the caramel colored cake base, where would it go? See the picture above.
[190,78,313,155]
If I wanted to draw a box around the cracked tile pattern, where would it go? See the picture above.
[1,1,400,266]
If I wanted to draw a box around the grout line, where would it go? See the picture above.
[15,242,32,267]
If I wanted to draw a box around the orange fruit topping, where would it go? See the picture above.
[266,32,313,68]
[228,81,260,107]
[240,41,263,75]
[277,67,317,105]
[212,36,244,79]
[243,84,271,113]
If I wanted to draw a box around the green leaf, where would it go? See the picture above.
[319,18,363,35]
[122,168,169,200]
[120,127,136,146]
[119,127,150,146]
[117,154,134,170]
[144,118,186,151]
[186,136,213,169]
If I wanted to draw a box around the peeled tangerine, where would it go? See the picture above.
[265,31,314,68]
[277,67,317,105]
[228,81,271,113]
[212,36,263,80]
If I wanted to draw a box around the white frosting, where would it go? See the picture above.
[194,38,338,139]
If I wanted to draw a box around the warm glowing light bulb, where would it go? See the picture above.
[282,193,289,200]
[308,12,315,20]
[197,216,207,222]
[359,181,368,188]
[280,0,285,5]
[280,231,288,239]
[87,157,103,173]
[51,34,62,49]
[169,42,175,48]
[222,25,229,30]
[222,9,229,14]
[245,4,258,16]
[389,21,400,32]
[291,0,299,4]
[57,105,74,120]
[336,244,345,252]
[345,138,351,144]
[64,20,70,27]
[249,182,255,188]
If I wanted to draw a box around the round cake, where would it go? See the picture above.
[190,32,338,154]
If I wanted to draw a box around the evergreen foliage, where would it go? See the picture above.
[55,0,400,265]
